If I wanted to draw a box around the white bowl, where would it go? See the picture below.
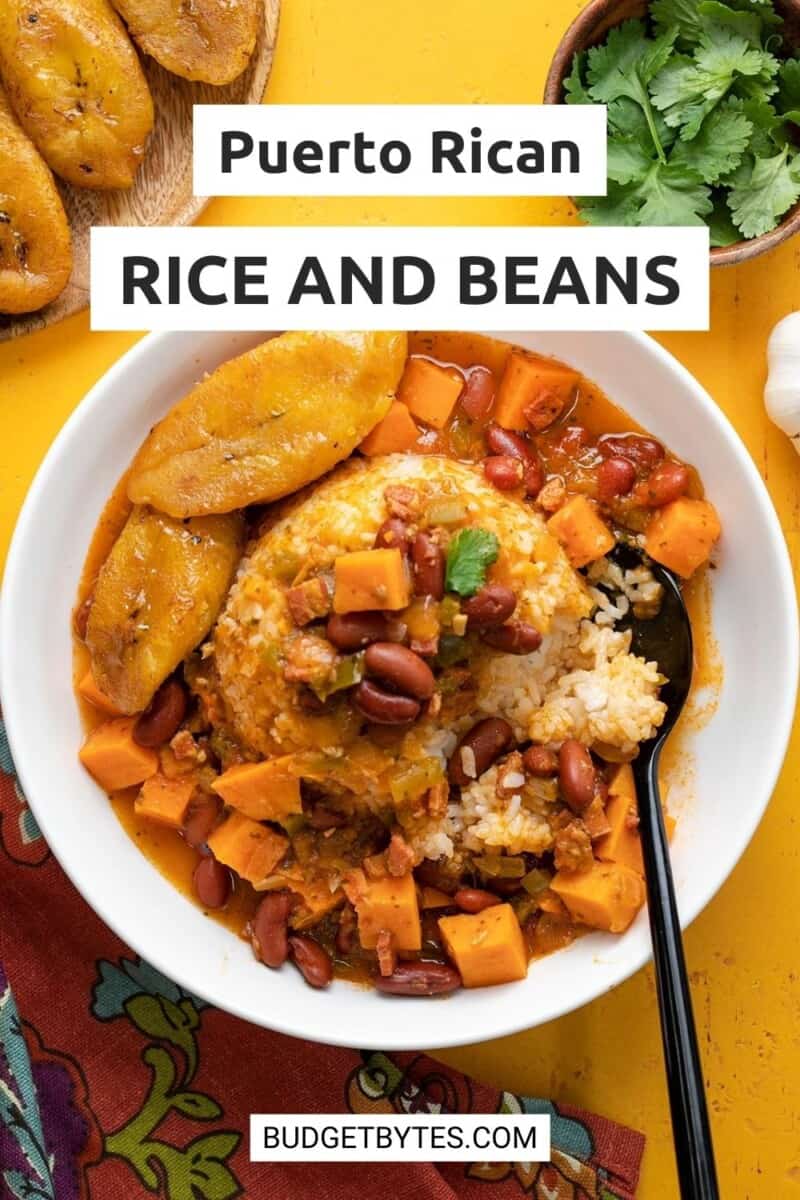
[1,330,797,1049]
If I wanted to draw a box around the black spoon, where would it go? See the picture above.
[609,544,720,1200]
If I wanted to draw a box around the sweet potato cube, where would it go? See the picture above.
[135,774,195,830]
[595,765,643,875]
[77,669,124,716]
[398,358,463,429]
[79,718,159,791]
[644,498,721,578]
[206,811,288,885]
[551,860,645,933]
[258,869,344,928]
[351,872,421,951]
[596,764,676,875]
[547,495,615,568]
[333,548,410,613]
[212,758,302,824]
[438,903,527,988]
[495,352,578,430]
[360,401,420,456]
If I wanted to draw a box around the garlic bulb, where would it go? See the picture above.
[765,312,800,455]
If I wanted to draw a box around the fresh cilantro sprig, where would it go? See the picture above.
[445,528,499,597]
[567,0,800,244]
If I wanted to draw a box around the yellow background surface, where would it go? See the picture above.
[1,1,799,1195]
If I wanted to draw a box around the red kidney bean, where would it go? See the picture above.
[251,892,292,968]
[523,390,565,432]
[598,434,664,470]
[597,456,636,502]
[559,739,597,812]
[374,517,410,555]
[364,642,435,700]
[73,596,92,640]
[449,717,514,786]
[482,622,542,655]
[374,961,462,996]
[463,585,517,629]
[288,935,333,989]
[460,366,495,420]
[133,678,188,748]
[183,794,223,850]
[634,461,690,508]
[523,460,545,499]
[412,532,445,600]
[552,425,591,456]
[454,888,502,913]
[483,454,524,491]
[327,611,389,652]
[486,423,533,463]
[522,745,558,776]
[336,903,357,956]
[193,857,231,909]
[354,680,421,725]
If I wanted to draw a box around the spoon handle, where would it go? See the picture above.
[633,749,720,1200]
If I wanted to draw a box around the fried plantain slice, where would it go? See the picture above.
[0,0,154,189]
[127,331,408,519]
[87,505,245,713]
[0,88,71,313]
[111,0,260,85]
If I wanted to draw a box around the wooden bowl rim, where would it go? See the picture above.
[0,0,280,340]
[542,0,800,266]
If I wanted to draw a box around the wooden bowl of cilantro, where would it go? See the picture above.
[544,0,800,264]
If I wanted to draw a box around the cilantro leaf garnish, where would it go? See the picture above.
[445,528,499,597]
[635,162,714,223]
[651,27,777,139]
[587,20,679,159]
[728,144,800,235]
[669,100,753,181]
[607,135,657,185]
[708,193,742,245]
[572,0,800,243]
[564,53,592,105]
[582,161,712,226]
[579,182,643,227]
[778,57,800,112]
[651,0,707,45]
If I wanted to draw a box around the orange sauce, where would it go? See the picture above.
[73,332,721,959]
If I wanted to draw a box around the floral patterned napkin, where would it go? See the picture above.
[0,708,645,1199]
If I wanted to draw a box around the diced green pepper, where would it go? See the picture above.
[270,551,303,583]
[283,813,307,837]
[521,867,552,897]
[261,642,282,669]
[475,853,526,879]
[428,499,468,527]
[435,634,470,668]
[438,595,462,629]
[511,894,538,924]
[311,652,364,701]
[390,759,445,806]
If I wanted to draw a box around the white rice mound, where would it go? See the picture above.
[204,453,667,863]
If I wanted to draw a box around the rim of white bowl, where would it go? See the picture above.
[1,329,797,1050]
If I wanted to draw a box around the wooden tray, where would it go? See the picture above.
[0,0,280,342]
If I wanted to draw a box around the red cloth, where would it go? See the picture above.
[0,712,645,1199]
